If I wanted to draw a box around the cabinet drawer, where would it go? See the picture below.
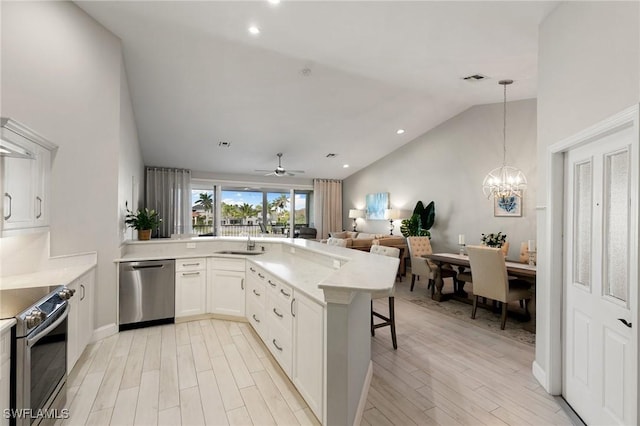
[268,324,292,377]
[176,258,206,271]
[246,299,266,340]
[246,279,266,307]
[247,265,268,282]
[275,282,293,303]
[268,296,293,334]
[210,258,245,272]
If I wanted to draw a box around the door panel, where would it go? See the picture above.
[564,124,637,426]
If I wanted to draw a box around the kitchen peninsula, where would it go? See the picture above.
[117,237,399,426]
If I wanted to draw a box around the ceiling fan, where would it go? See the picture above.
[255,153,305,177]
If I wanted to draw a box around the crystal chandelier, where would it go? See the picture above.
[482,79,527,199]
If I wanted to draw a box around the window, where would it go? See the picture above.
[190,180,312,237]
[191,187,215,236]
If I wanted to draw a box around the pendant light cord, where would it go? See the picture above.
[503,81,507,167]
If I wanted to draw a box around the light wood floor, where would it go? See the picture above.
[60,281,573,426]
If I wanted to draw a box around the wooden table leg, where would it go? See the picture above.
[432,263,445,301]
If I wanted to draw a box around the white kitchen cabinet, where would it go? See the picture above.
[1,118,56,235]
[2,147,35,230]
[175,258,207,318]
[208,258,245,317]
[292,291,325,420]
[0,326,11,426]
[32,145,50,227]
[245,265,267,340]
[67,269,95,372]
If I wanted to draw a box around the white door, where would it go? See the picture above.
[563,124,638,425]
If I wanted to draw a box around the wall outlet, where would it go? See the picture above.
[290,247,295,254]
[332,259,341,269]
[187,243,196,249]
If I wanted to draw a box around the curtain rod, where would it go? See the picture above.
[146,166,191,173]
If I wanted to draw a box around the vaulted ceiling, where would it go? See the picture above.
[77,1,557,180]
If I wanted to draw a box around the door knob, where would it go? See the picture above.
[618,318,632,328]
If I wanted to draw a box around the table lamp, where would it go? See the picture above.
[348,209,365,232]
[384,209,403,235]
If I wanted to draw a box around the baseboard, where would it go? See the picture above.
[91,323,118,342]
[353,361,373,426]
[532,360,547,390]
[174,313,248,324]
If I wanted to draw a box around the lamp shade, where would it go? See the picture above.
[348,209,365,219]
[384,209,403,220]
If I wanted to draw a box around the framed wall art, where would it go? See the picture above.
[366,192,389,220]
[494,194,522,217]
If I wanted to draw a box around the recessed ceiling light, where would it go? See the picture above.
[396,129,405,135]
[268,0,280,4]
[343,164,349,168]
[248,26,260,35]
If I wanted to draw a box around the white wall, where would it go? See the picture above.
[1,1,143,330]
[536,1,640,392]
[119,60,145,242]
[343,99,537,258]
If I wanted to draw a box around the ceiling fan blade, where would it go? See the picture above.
[254,169,273,172]
[287,170,305,174]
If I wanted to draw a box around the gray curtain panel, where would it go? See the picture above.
[146,167,192,238]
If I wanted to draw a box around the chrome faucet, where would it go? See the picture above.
[247,234,256,251]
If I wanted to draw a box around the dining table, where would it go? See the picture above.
[424,252,536,302]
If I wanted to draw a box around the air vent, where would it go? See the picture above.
[218,141,231,148]
[462,74,488,81]
[326,153,337,158]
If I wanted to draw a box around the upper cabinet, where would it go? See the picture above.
[1,118,57,236]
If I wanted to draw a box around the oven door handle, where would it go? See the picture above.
[27,303,70,348]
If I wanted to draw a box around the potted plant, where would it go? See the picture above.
[481,232,507,248]
[400,201,435,238]
[125,203,162,240]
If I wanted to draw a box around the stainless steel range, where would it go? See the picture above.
[3,286,74,426]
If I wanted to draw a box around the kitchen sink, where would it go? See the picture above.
[214,250,264,256]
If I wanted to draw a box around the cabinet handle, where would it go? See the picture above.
[249,267,256,273]
[253,289,261,297]
[80,284,85,301]
[252,314,260,323]
[182,263,200,267]
[272,339,283,351]
[291,298,296,317]
[258,273,265,279]
[4,193,12,220]
[35,196,43,219]
[273,308,283,318]
[268,279,276,288]
[241,278,244,290]
[182,272,200,276]
[280,288,291,298]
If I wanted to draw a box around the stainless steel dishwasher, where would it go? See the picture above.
[119,259,175,330]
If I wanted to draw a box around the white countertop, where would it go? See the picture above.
[0,319,16,334]
[118,237,399,303]
[248,251,334,303]
[1,263,97,290]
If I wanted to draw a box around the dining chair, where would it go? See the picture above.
[326,237,348,247]
[369,244,400,350]
[459,241,509,295]
[406,236,457,294]
[466,245,532,330]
